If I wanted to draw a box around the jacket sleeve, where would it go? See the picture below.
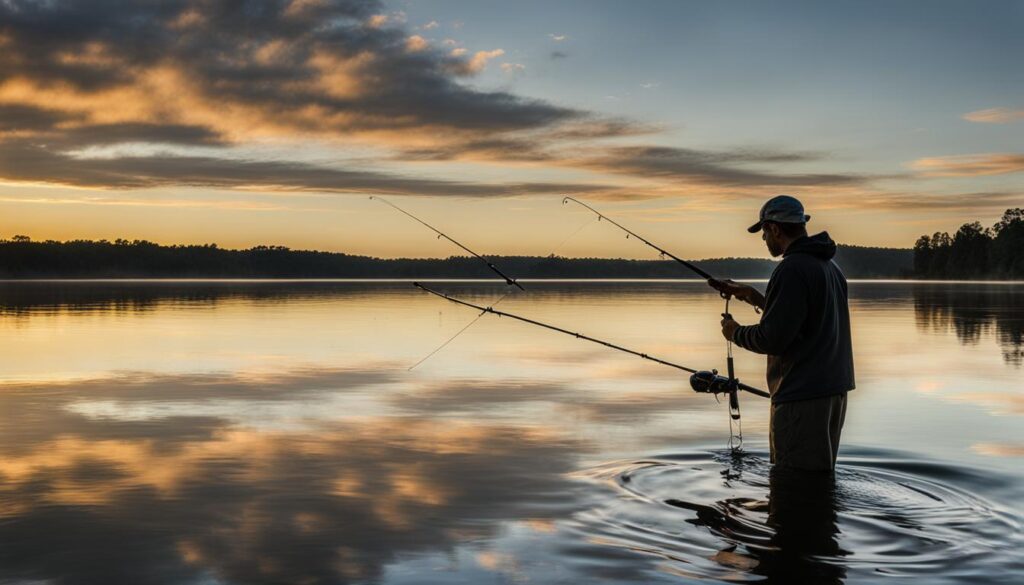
[732,263,808,355]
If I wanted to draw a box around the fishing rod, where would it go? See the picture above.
[562,196,718,281]
[562,196,761,445]
[561,197,759,308]
[371,196,524,290]
[413,282,770,399]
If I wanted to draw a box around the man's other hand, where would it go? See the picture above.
[709,279,764,309]
[721,315,740,341]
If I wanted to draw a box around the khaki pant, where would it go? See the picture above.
[770,392,848,472]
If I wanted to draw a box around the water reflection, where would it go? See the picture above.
[912,283,1024,366]
[669,462,847,584]
[575,449,1020,584]
[0,281,1021,584]
[0,370,583,584]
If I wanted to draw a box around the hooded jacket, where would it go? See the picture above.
[732,231,855,403]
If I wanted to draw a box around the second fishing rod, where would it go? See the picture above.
[562,197,764,440]
[374,196,769,425]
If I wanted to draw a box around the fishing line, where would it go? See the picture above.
[562,196,761,314]
[408,214,598,370]
[414,282,770,398]
[407,295,505,371]
[370,196,524,290]
[563,196,762,450]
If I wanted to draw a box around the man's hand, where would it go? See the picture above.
[708,279,765,310]
[721,314,741,341]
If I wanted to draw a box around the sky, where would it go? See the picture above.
[0,0,1021,259]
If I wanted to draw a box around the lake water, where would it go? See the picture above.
[0,280,1020,584]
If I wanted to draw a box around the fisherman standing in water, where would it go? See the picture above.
[712,195,855,471]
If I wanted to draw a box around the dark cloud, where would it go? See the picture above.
[59,123,229,147]
[577,145,873,187]
[0,105,225,146]
[0,138,611,196]
[0,104,82,131]
[0,0,587,134]
[396,137,555,162]
[550,51,569,60]
[392,120,658,162]
[0,2,875,197]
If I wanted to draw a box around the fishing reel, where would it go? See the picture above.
[689,370,737,395]
[690,370,742,422]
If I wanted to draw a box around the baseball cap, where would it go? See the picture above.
[747,195,811,233]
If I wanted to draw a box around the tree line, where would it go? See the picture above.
[913,208,1024,279]
[0,237,911,279]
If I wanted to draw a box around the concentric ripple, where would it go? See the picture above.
[568,447,1023,583]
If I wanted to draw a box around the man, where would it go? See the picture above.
[711,195,854,472]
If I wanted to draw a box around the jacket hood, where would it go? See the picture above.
[784,231,836,260]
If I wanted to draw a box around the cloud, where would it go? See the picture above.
[911,153,1024,177]
[422,20,440,30]
[465,49,505,74]
[0,138,613,197]
[0,195,289,211]
[572,145,871,187]
[0,0,587,140]
[962,107,1024,124]
[829,190,1024,211]
[0,103,81,131]
[366,13,389,28]
[548,34,568,42]
[550,51,568,60]
[0,0,891,201]
[405,34,429,52]
[0,1,662,195]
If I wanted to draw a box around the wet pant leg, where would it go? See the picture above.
[770,392,848,471]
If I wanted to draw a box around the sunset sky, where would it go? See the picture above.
[0,0,1021,259]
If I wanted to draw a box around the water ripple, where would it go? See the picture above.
[569,448,1023,583]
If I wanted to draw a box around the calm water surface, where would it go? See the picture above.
[0,281,1020,584]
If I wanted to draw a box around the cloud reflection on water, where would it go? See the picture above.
[0,281,1022,584]
[0,367,585,585]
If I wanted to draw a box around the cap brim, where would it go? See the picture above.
[747,221,763,234]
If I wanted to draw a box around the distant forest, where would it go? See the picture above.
[0,235,910,279]
[913,208,1024,279]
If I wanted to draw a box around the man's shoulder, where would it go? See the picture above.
[772,254,816,276]
[769,254,827,288]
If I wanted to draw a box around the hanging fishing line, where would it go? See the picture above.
[407,213,598,370]
[370,196,524,290]
[387,195,770,447]
[562,196,765,450]
[414,282,770,399]
[407,293,507,371]
[562,196,761,315]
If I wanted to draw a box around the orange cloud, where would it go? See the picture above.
[962,107,1024,124]
[405,35,429,52]
[466,49,505,73]
[910,153,1024,177]
[971,443,1024,457]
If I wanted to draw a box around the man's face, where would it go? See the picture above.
[762,223,784,257]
